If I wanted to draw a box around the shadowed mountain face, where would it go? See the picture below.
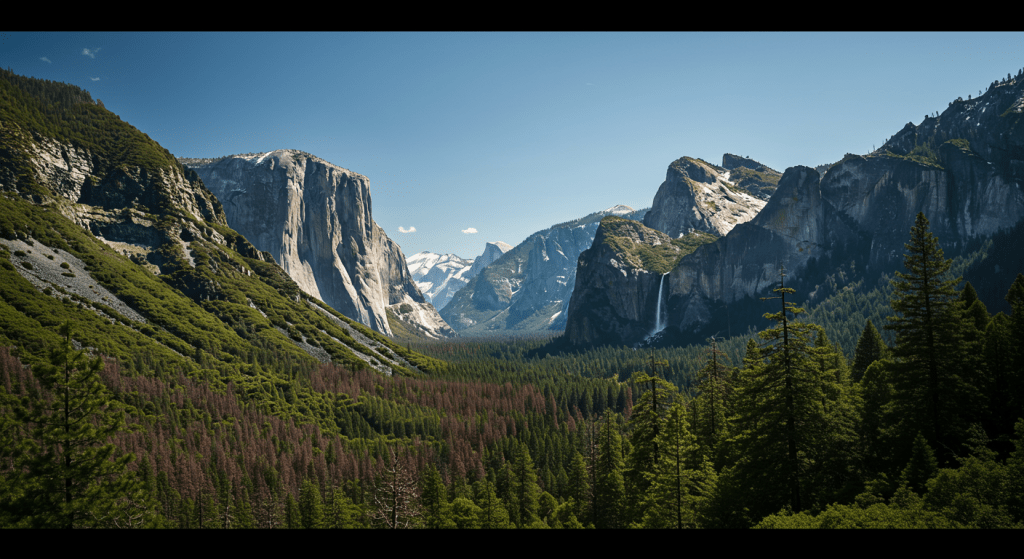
[565,74,1024,347]
[182,151,454,339]
[440,206,647,335]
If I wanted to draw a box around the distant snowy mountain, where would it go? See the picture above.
[407,241,512,311]
[440,205,648,335]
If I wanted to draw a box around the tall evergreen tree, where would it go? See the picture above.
[730,269,828,516]
[509,442,540,527]
[885,213,977,465]
[592,413,625,528]
[625,361,677,523]
[419,463,456,528]
[298,478,326,529]
[692,337,733,461]
[852,319,887,383]
[1005,275,1024,424]
[3,323,145,528]
[637,400,696,529]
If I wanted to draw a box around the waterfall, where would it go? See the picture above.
[653,273,668,335]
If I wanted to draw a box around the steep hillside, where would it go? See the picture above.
[643,156,766,238]
[0,68,442,383]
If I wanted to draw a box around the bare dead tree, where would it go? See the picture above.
[370,448,421,529]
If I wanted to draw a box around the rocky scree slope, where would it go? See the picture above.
[181,151,455,340]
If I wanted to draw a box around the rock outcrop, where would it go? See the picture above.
[564,217,683,346]
[182,151,454,338]
[441,205,646,334]
[642,157,766,239]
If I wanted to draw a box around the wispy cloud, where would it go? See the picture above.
[90,77,100,81]
[40,57,51,63]
[398,226,416,234]
[82,47,100,59]
[462,227,478,234]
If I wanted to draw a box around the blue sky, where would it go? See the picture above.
[4,32,1024,260]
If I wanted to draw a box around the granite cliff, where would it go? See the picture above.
[0,68,429,375]
[182,151,455,339]
[642,156,767,238]
[564,72,1024,347]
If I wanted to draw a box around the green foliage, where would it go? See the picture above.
[592,413,625,528]
[851,319,886,383]
[885,213,978,465]
[597,216,717,274]
[1,322,151,528]
[625,366,678,521]
[636,400,697,528]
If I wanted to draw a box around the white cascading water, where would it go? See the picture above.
[653,273,668,336]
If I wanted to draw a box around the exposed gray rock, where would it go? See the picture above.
[643,157,766,238]
[441,205,647,334]
[182,150,454,338]
[563,218,676,346]
[467,241,513,279]
[565,73,1024,346]
[407,241,511,312]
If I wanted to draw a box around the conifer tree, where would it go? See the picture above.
[730,269,827,516]
[566,450,591,524]
[625,361,677,522]
[370,449,421,529]
[509,442,540,527]
[592,412,625,528]
[1005,274,1024,422]
[692,337,733,461]
[473,479,512,529]
[4,322,144,528]
[983,313,1016,441]
[899,433,939,495]
[885,213,976,465]
[420,463,456,528]
[860,359,895,477]
[298,478,326,529]
[638,400,696,529]
[852,319,887,383]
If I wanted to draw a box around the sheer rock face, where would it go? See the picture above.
[183,150,453,338]
[566,73,1024,346]
[642,157,766,238]
[467,241,513,278]
[564,219,674,346]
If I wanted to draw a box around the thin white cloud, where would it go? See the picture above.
[462,227,478,234]
[82,47,100,59]
[90,77,100,81]
[398,226,416,234]
[40,57,51,63]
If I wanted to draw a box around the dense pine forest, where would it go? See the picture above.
[2,68,1024,528]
